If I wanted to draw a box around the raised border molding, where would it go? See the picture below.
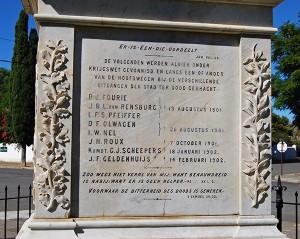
[22,0,283,15]
[17,215,286,239]
[189,0,283,7]
[19,214,286,239]
[34,14,277,35]
[28,215,279,229]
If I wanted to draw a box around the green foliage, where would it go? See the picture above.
[291,127,300,156]
[0,68,10,109]
[294,141,300,157]
[272,113,293,144]
[0,68,12,143]
[9,10,38,165]
[272,14,300,127]
[0,68,9,87]
[24,29,38,145]
[10,10,30,146]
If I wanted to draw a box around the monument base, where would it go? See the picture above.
[17,214,287,239]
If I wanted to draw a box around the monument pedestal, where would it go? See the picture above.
[17,215,78,239]
[18,214,286,238]
[20,0,287,238]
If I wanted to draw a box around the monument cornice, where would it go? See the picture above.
[21,0,38,15]
[22,0,283,16]
[193,0,283,7]
[34,14,277,35]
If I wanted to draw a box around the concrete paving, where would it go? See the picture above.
[274,173,300,184]
[272,158,300,184]
[0,210,31,220]
[0,161,33,170]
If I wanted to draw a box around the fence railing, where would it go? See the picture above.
[272,176,299,239]
[283,193,299,239]
[0,185,33,239]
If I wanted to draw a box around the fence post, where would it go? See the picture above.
[1,184,33,239]
[4,186,7,239]
[296,191,298,239]
[17,185,20,233]
[29,184,32,217]
[272,176,287,232]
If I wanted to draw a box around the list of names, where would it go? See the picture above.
[79,39,239,217]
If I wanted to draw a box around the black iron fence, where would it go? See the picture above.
[0,185,33,239]
[0,183,299,239]
[272,176,299,239]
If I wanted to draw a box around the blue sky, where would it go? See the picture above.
[1,0,36,69]
[1,0,299,119]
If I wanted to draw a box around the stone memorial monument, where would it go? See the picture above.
[18,0,287,238]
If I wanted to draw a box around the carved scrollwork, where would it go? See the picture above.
[37,39,71,212]
[242,44,271,208]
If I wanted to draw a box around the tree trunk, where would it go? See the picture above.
[21,144,26,167]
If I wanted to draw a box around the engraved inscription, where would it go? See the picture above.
[79,39,239,216]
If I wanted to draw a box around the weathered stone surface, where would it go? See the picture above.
[78,33,239,217]
[17,0,287,238]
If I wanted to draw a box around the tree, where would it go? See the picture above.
[272,13,300,127]
[26,28,38,145]
[0,68,10,88]
[0,68,10,108]
[10,10,37,166]
[292,127,300,156]
[0,68,12,143]
[272,113,293,145]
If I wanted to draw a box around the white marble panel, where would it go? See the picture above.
[79,38,239,217]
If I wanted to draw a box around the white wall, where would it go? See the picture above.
[0,143,33,163]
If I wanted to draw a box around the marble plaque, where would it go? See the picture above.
[79,38,239,217]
